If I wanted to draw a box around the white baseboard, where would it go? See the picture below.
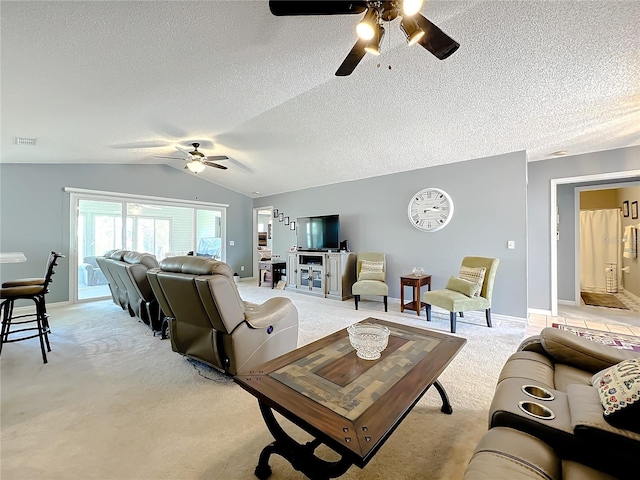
[557,300,576,306]
[10,300,70,315]
[429,305,526,324]
[528,308,552,316]
[622,288,640,304]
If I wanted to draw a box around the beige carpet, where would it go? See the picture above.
[1,284,526,479]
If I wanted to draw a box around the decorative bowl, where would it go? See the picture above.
[347,323,390,360]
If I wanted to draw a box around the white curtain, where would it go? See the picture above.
[580,209,622,291]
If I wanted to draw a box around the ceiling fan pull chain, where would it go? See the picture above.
[387,18,392,71]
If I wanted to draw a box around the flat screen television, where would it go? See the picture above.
[296,215,340,252]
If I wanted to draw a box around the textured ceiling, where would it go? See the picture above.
[1,1,639,197]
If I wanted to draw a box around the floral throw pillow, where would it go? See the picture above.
[593,358,640,433]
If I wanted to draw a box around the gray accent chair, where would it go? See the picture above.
[351,252,388,312]
[423,256,499,333]
[147,256,299,375]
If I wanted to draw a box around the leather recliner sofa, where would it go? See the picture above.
[96,250,129,310]
[111,251,160,329]
[96,250,161,333]
[147,256,299,375]
[463,327,640,479]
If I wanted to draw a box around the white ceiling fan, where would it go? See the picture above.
[154,143,229,173]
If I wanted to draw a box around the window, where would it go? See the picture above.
[70,190,227,302]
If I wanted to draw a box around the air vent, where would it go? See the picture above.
[14,137,37,146]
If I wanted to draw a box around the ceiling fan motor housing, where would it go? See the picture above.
[190,143,204,157]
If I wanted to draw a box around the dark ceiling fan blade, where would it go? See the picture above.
[202,161,228,170]
[154,156,185,160]
[335,38,368,76]
[269,1,366,16]
[414,13,460,60]
[204,155,229,161]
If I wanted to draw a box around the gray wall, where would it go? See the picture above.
[0,163,253,303]
[255,151,528,319]
[527,146,640,311]
[557,184,577,301]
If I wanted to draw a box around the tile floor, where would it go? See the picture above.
[526,290,640,338]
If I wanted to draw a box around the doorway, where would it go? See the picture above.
[574,185,640,319]
[551,171,640,317]
[253,207,273,279]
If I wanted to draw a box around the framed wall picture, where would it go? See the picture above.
[284,216,290,226]
[632,201,638,220]
[279,213,284,222]
[273,209,279,218]
[623,201,630,217]
[290,221,296,231]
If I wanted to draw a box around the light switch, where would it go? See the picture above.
[229,240,235,246]
[507,241,515,249]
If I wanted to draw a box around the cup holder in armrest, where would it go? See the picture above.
[518,400,555,420]
[522,385,554,401]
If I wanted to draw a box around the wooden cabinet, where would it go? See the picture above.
[291,252,356,300]
[296,253,325,296]
[286,252,297,289]
[326,252,356,300]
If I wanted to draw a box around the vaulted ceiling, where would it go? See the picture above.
[2,1,639,197]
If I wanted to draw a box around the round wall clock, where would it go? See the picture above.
[407,187,455,232]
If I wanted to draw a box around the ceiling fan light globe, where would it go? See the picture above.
[400,18,424,46]
[403,0,424,16]
[356,8,377,40]
[364,44,381,55]
[364,25,385,55]
[187,161,205,173]
[407,29,425,46]
[357,22,375,40]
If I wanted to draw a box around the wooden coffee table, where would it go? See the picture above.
[234,318,466,479]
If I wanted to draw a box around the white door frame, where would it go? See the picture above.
[573,181,640,306]
[550,170,640,316]
[252,206,273,279]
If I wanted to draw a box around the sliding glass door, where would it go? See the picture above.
[72,193,226,302]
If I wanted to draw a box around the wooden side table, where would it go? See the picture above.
[400,274,432,315]
[258,261,286,289]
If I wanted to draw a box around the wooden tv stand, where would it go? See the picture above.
[286,251,356,300]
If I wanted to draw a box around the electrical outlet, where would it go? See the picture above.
[241,266,245,271]
[507,240,515,249]
[229,240,234,246]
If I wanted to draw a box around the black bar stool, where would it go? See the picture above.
[0,252,64,363]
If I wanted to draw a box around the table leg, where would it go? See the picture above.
[400,281,405,312]
[255,402,353,480]
[414,285,421,316]
[433,380,453,414]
